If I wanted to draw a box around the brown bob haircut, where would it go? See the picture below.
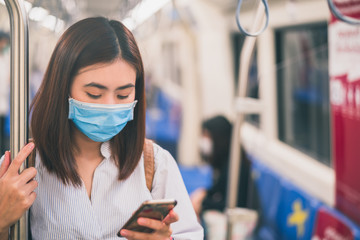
[31,17,145,186]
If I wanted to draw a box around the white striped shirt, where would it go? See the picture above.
[1,142,203,239]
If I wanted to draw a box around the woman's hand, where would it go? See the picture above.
[0,143,37,234]
[120,209,179,240]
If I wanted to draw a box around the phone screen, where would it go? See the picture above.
[117,199,177,237]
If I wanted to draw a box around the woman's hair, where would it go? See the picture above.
[30,17,145,186]
[202,115,232,170]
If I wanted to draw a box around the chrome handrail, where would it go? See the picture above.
[4,0,29,239]
[226,3,265,240]
[227,0,265,211]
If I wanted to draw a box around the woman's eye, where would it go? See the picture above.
[117,95,128,100]
[86,93,101,99]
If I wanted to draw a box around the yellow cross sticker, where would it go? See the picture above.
[287,199,309,238]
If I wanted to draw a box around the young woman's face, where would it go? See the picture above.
[70,59,136,104]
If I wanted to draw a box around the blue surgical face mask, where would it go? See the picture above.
[68,98,137,142]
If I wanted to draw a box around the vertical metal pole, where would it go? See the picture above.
[226,4,265,240]
[226,2,265,210]
[4,0,29,239]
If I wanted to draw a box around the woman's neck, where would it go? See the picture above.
[72,129,104,198]
[72,129,103,161]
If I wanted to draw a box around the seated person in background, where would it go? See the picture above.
[191,115,232,218]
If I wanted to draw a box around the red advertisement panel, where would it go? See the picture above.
[330,0,360,21]
[329,4,360,225]
[312,208,354,240]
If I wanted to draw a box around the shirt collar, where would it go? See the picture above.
[100,141,111,159]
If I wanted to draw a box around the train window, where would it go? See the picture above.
[232,33,260,127]
[276,23,331,166]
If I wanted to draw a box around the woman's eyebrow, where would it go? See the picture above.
[84,83,135,90]
[115,83,135,90]
[84,82,107,89]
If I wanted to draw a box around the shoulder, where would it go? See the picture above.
[32,150,46,173]
[151,142,179,172]
[152,142,175,163]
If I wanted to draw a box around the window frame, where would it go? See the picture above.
[275,22,331,166]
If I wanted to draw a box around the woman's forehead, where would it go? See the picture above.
[77,62,111,75]
[74,59,136,86]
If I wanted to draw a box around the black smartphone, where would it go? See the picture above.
[117,199,177,237]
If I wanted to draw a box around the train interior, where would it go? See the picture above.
[1,0,360,239]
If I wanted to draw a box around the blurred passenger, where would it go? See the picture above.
[29,64,44,102]
[191,115,232,218]
[0,17,203,240]
[0,31,10,155]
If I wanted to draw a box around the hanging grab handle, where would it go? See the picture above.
[327,0,360,25]
[235,0,269,37]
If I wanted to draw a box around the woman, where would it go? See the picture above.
[191,115,232,217]
[0,17,203,239]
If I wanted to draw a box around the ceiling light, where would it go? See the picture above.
[29,6,49,22]
[123,0,171,30]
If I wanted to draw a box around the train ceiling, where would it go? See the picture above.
[26,0,141,23]
[24,0,241,25]
[2,0,303,32]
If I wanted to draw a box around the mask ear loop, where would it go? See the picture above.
[327,0,360,25]
[235,0,269,37]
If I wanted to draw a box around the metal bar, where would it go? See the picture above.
[226,2,265,210]
[226,3,266,240]
[4,0,29,239]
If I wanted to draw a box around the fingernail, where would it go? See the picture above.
[28,142,35,149]
[120,230,128,236]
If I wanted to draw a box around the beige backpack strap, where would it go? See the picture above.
[144,139,154,192]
